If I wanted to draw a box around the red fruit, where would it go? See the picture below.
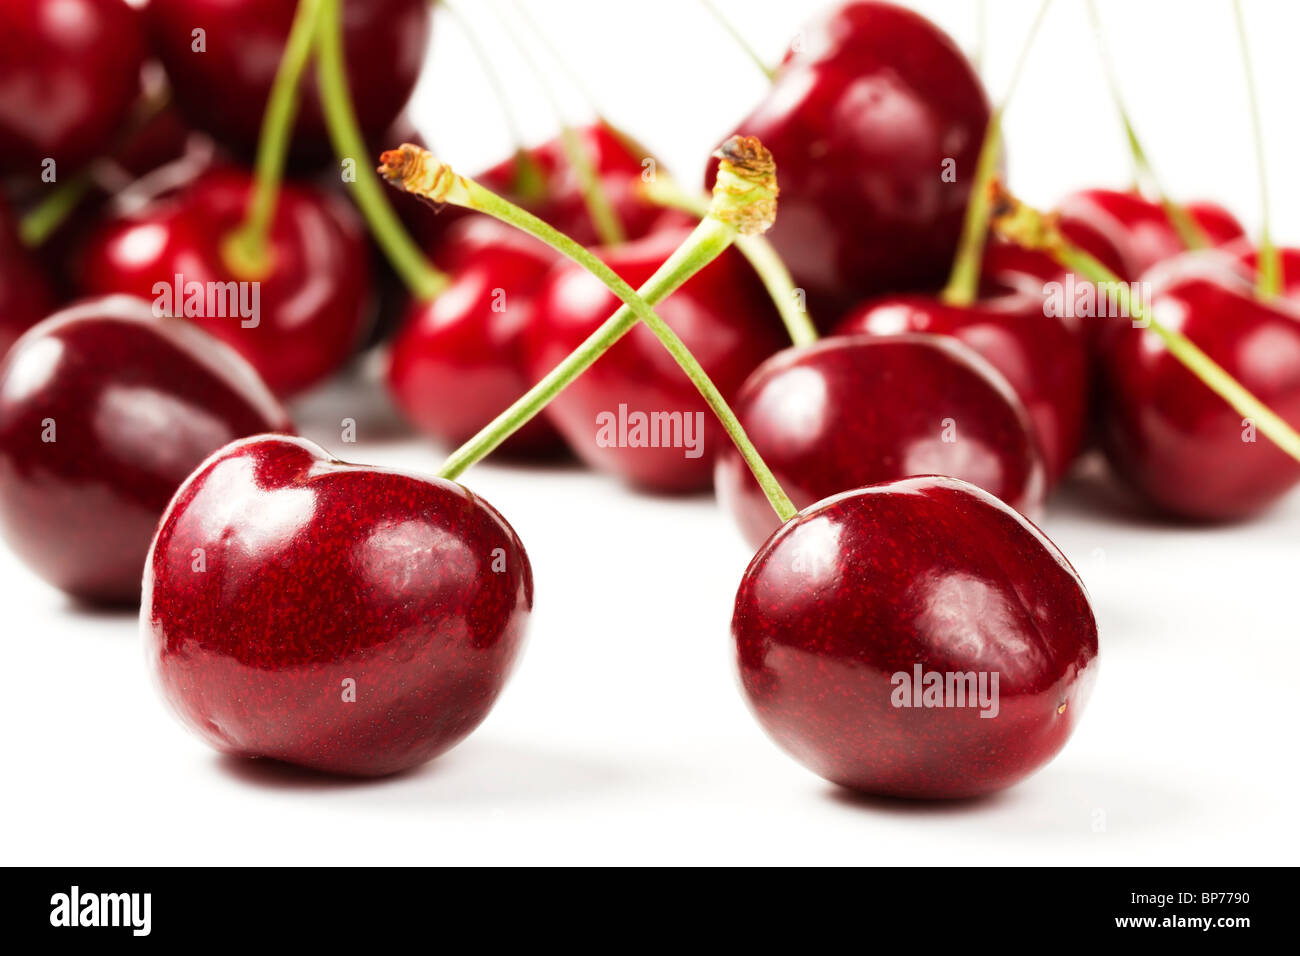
[144,0,430,161]
[77,166,372,397]
[1227,241,1300,303]
[0,296,291,604]
[716,335,1045,548]
[0,0,145,175]
[732,476,1098,799]
[143,434,532,777]
[713,1,990,317]
[525,227,787,492]
[387,217,564,456]
[0,200,55,355]
[1099,257,1300,520]
[1056,189,1245,281]
[838,286,1088,485]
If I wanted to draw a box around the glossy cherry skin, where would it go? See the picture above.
[0,199,55,355]
[733,476,1098,799]
[0,0,146,176]
[77,166,372,397]
[1055,189,1245,281]
[838,286,1088,485]
[525,227,787,492]
[715,335,1045,548]
[1098,257,1300,520]
[387,217,564,456]
[0,296,292,604]
[713,1,990,318]
[144,0,430,161]
[143,434,533,777]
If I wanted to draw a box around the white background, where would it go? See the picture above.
[3,0,1299,865]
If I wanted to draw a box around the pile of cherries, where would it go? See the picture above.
[0,0,1295,800]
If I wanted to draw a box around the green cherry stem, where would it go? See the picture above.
[317,0,446,300]
[379,137,797,521]
[436,0,546,202]
[221,0,323,279]
[1085,0,1208,251]
[487,0,626,247]
[640,173,818,346]
[19,173,94,247]
[1232,0,1281,299]
[698,0,776,82]
[940,0,1052,307]
[991,182,1300,463]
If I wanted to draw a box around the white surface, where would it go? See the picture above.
[4,0,1300,865]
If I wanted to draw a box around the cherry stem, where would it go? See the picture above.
[640,174,818,346]
[487,0,626,247]
[437,0,546,202]
[698,0,776,82]
[221,0,322,279]
[941,0,1052,307]
[379,137,798,521]
[990,182,1300,464]
[1085,0,1208,251]
[316,0,446,300]
[1233,0,1282,299]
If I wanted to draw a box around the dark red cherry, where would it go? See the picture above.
[0,296,291,604]
[712,1,990,318]
[837,285,1088,485]
[1099,257,1300,520]
[76,166,372,397]
[715,335,1045,548]
[387,217,564,456]
[524,227,787,492]
[144,0,430,160]
[733,476,1098,799]
[0,200,55,355]
[0,0,146,175]
[1055,189,1245,281]
[143,434,532,777]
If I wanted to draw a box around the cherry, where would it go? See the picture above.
[144,434,532,777]
[0,199,55,355]
[0,296,291,604]
[711,1,990,318]
[144,0,430,162]
[524,226,787,492]
[386,216,565,456]
[0,0,146,176]
[1055,189,1245,281]
[1098,256,1300,520]
[837,281,1089,486]
[716,335,1045,548]
[732,475,1097,799]
[76,166,372,397]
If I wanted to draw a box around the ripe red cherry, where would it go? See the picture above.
[1098,257,1300,520]
[713,1,990,318]
[837,284,1088,485]
[0,296,291,604]
[144,0,430,161]
[0,200,55,355]
[0,0,146,175]
[524,227,787,492]
[76,166,372,397]
[1055,189,1245,280]
[716,335,1045,548]
[733,476,1098,799]
[143,434,533,777]
[387,217,564,456]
